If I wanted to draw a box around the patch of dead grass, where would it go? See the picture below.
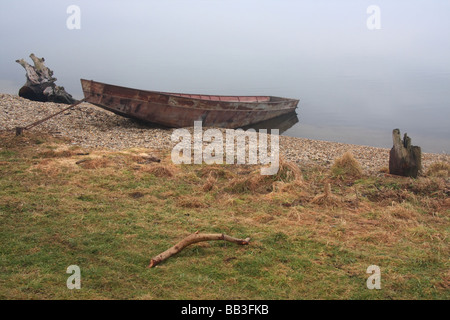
[331,151,363,180]
[276,159,303,184]
[222,160,304,195]
[140,164,177,177]
[385,202,420,222]
[201,173,218,192]
[35,161,62,176]
[426,161,450,178]
[176,195,208,208]
[78,157,113,169]
[406,177,447,197]
[37,149,76,158]
[225,173,274,194]
[198,165,234,180]
[311,182,342,206]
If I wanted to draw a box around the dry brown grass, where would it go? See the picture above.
[381,203,420,228]
[176,195,208,208]
[78,157,113,169]
[32,159,63,176]
[275,159,304,183]
[331,151,363,180]
[198,165,234,180]
[367,187,413,205]
[407,177,447,196]
[140,164,177,177]
[223,160,304,195]
[130,153,161,164]
[426,161,450,178]
[379,166,389,174]
[270,160,304,194]
[310,182,342,206]
[201,173,218,192]
[225,174,272,194]
[37,149,76,158]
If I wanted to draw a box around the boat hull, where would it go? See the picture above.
[80,79,299,128]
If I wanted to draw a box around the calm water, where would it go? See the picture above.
[281,67,450,153]
[1,1,449,153]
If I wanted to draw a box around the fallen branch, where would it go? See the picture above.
[148,232,251,268]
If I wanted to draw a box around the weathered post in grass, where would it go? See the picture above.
[16,53,76,104]
[389,129,422,178]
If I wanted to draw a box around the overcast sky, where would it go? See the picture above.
[1,1,449,152]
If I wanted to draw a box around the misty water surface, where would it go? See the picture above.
[1,1,449,153]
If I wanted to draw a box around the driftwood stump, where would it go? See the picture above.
[16,53,76,104]
[389,129,422,178]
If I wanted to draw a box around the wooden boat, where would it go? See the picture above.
[80,79,299,128]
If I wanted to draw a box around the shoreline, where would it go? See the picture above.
[1,93,448,174]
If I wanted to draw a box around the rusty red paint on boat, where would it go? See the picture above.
[80,79,299,128]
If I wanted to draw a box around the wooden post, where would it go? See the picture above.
[389,129,422,178]
[15,127,24,136]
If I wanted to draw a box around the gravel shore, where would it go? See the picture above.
[1,93,448,174]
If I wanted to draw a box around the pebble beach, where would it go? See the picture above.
[1,93,448,174]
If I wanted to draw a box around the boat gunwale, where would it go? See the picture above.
[80,79,300,105]
[86,95,297,113]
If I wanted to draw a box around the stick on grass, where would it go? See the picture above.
[148,231,250,268]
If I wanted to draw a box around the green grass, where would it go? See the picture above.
[0,132,448,300]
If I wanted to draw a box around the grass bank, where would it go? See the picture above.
[0,132,448,299]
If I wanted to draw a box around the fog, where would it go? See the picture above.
[1,0,449,152]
